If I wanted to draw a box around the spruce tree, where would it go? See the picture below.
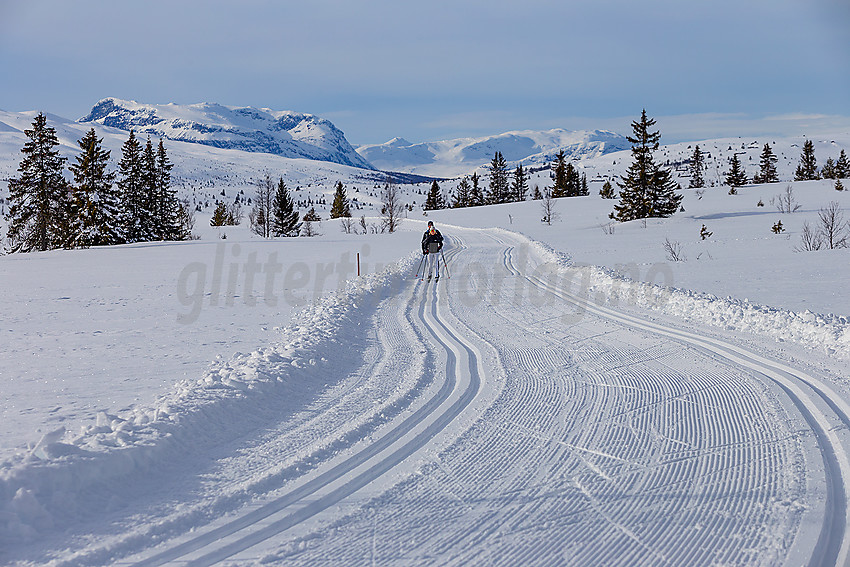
[452,177,471,208]
[550,150,569,198]
[688,145,705,188]
[511,164,529,202]
[175,198,195,240]
[68,128,121,247]
[301,207,321,236]
[724,154,748,188]
[566,163,581,197]
[754,143,779,184]
[272,178,301,236]
[139,137,159,240]
[468,172,485,207]
[835,150,849,179]
[599,180,616,199]
[612,110,682,221]
[329,181,351,218]
[486,152,509,204]
[565,163,581,196]
[6,113,69,252]
[821,158,837,180]
[425,179,445,210]
[117,130,147,242]
[303,207,321,221]
[210,202,231,226]
[794,139,819,181]
[154,139,180,239]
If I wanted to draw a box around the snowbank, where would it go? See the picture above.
[505,229,850,359]
[0,252,418,544]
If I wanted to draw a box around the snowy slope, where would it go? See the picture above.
[580,134,850,191]
[3,105,850,565]
[0,108,400,226]
[79,98,375,170]
[355,128,630,177]
[2,220,848,566]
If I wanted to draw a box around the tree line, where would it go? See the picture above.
[428,110,682,223]
[235,175,404,238]
[688,140,849,191]
[5,113,191,253]
[426,149,586,211]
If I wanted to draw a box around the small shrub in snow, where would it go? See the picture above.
[700,224,713,240]
[836,179,845,192]
[771,220,785,234]
[340,217,356,234]
[817,201,849,249]
[663,238,686,262]
[772,185,801,214]
[795,221,823,252]
[540,189,559,225]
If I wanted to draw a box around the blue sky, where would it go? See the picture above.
[1,0,848,145]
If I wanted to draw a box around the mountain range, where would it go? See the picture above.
[74,98,629,178]
[79,98,375,170]
[355,129,631,178]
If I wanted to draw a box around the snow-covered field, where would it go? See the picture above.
[2,108,850,564]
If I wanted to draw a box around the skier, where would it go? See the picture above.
[421,221,444,281]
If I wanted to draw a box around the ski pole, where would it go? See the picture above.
[414,253,426,278]
[440,249,451,279]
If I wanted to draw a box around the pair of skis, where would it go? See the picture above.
[415,249,450,281]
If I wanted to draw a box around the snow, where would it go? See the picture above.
[2,109,850,565]
[0,228,413,463]
[426,179,850,358]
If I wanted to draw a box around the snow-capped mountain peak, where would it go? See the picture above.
[80,98,375,170]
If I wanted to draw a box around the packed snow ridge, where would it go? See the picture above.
[79,98,375,170]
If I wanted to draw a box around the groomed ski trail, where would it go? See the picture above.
[7,227,849,566]
[110,243,496,566]
[228,228,846,566]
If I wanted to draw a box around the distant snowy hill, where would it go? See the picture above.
[356,129,631,177]
[0,108,398,224]
[2,104,849,226]
[79,98,375,170]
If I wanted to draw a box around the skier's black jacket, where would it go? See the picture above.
[422,228,443,253]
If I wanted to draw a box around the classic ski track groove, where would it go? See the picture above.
[51,256,433,567]
[495,230,850,567]
[126,244,486,566]
[27,229,847,566]
[238,229,843,566]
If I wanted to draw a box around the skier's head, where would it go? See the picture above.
[429,226,436,235]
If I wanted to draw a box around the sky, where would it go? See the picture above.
[1,0,848,145]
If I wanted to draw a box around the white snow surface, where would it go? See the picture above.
[2,115,850,565]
